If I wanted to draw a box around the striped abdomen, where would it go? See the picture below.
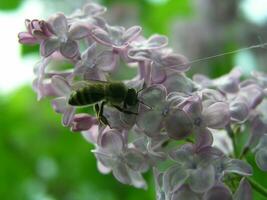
[68,84,105,106]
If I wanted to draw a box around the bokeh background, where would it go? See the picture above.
[1,0,267,199]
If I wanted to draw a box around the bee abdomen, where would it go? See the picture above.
[68,85,105,106]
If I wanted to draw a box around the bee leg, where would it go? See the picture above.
[123,101,127,109]
[94,104,100,116]
[113,105,138,115]
[98,101,111,127]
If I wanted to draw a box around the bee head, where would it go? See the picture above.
[125,88,138,106]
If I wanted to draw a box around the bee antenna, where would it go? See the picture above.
[137,87,146,94]
[138,100,152,110]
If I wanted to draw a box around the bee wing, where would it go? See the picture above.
[87,79,110,84]
[71,79,109,90]
[71,81,91,90]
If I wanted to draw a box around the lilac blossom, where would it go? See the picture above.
[18,19,54,44]
[18,2,267,199]
[51,75,76,126]
[93,129,148,188]
[91,25,142,50]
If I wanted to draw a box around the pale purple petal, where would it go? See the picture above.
[99,129,124,153]
[127,167,147,189]
[112,162,131,185]
[124,149,148,172]
[71,114,97,132]
[139,85,167,107]
[68,23,90,40]
[147,34,168,49]
[122,26,142,44]
[97,160,111,174]
[83,3,107,16]
[165,109,193,140]
[40,38,60,57]
[62,106,75,126]
[240,84,264,109]
[230,100,249,122]
[128,49,152,61]
[197,146,224,165]
[151,62,167,84]
[103,106,133,130]
[94,149,115,168]
[81,42,97,61]
[188,164,215,193]
[96,50,117,71]
[91,28,112,46]
[163,165,188,193]
[51,75,71,97]
[255,149,267,171]
[193,74,212,88]
[52,97,67,113]
[204,183,233,200]
[81,125,98,144]
[202,102,230,129]
[171,185,200,200]
[163,73,195,93]
[248,116,267,148]
[60,40,79,59]
[160,53,190,72]
[169,145,194,164]
[234,178,252,200]
[195,128,213,150]
[18,32,38,44]
[136,110,163,137]
[224,159,253,176]
[256,134,267,149]
[49,13,68,40]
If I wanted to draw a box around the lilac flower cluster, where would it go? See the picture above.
[18,2,267,200]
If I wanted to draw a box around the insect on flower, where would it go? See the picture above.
[68,80,147,126]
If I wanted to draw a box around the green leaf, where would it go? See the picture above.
[0,0,23,11]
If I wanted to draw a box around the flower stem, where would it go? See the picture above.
[247,177,267,197]
[226,125,238,157]
[239,146,250,159]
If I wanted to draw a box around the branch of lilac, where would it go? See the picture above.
[18,2,267,200]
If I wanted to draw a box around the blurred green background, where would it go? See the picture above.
[1,0,267,199]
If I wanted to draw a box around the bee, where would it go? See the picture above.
[68,81,143,126]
